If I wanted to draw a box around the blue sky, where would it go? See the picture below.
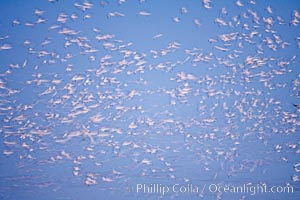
[0,0,300,199]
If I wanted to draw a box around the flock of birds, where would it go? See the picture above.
[0,0,299,199]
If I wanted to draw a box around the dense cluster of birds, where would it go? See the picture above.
[0,0,299,199]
